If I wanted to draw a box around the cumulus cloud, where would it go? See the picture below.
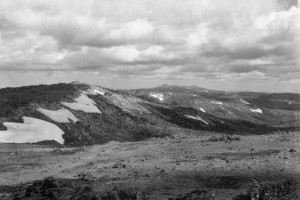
[0,0,299,91]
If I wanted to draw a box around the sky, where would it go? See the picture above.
[0,0,299,92]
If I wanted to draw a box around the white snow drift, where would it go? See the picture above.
[211,101,223,105]
[149,93,164,101]
[250,108,263,113]
[62,93,101,113]
[0,117,64,144]
[86,86,107,96]
[199,107,206,113]
[185,115,209,125]
[93,89,105,95]
[37,108,78,123]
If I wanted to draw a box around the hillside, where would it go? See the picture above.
[0,82,299,146]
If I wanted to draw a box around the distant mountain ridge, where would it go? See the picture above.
[0,82,299,146]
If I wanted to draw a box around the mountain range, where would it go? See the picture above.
[0,82,299,146]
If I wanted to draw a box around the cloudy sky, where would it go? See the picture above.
[0,0,299,92]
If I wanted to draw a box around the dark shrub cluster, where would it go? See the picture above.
[233,179,298,200]
[207,135,241,142]
[14,177,148,200]
[101,188,148,200]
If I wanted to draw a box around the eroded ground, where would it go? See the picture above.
[0,132,300,199]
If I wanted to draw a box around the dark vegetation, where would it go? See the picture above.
[0,83,87,119]
[0,122,7,131]
[207,135,241,142]
[34,140,64,148]
[146,104,277,134]
[233,179,298,200]
[238,93,300,111]
[0,177,297,200]
[2,177,149,200]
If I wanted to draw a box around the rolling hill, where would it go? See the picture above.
[0,82,299,146]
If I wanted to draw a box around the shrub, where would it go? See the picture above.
[233,179,297,200]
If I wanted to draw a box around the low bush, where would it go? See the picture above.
[15,177,149,200]
[233,179,298,200]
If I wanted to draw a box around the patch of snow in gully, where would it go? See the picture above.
[94,89,105,95]
[85,85,107,96]
[211,101,223,105]
[250,108,262,113]
[185,115,209,125]
[0,117,64,144]
[199,107,206,113]
[37,108,78,123]
[62,93,101,113]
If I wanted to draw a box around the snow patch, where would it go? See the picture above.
[199,107,206,113]
[37,108,78,123]
[185,115,209,125]
[149,93,164,101]
[62,93,101,113]
[250,108,262,113]
[211,101,223,105]
[94,89,105,95]
[240,98,250,104]
[0,117,64,144]
[86,87,106,96]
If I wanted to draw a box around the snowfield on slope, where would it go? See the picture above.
[62,93,101,113]
[185,115,209,125]
[250,108,263,113]
[0,117,64,144]
[37,108,78,123]
[149,93,164,101]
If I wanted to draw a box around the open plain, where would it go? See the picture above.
[1,131,299,199]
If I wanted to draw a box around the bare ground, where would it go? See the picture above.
[0,131,300,199]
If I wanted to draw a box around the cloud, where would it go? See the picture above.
[0,0,299,89]
[109,18,154,40]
